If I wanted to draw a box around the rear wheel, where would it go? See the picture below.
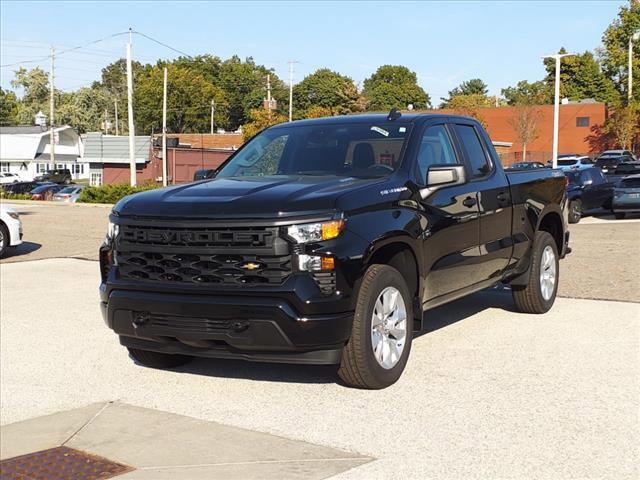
[512,231,559,314]
[127,347,193,369]
[614,212,626,219]
[338,264,413,389]
[0,223,9,258]
[568,199,582,224]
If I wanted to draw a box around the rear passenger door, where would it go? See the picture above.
[451,122,514,283]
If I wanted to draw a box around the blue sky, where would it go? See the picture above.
[0,1,622,102]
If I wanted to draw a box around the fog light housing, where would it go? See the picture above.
[298,254,335,272]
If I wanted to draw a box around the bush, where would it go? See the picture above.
[78,183,160,204]
[0,191,32,200]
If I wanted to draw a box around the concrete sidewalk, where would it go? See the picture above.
[2,402,370,479]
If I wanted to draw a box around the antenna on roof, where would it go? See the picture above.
[387,108,402,121]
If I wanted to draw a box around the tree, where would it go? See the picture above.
[241,108,287,141]
[502,80,551,105]
[56,86,110,133]
[599,1,640,102]
[544,48,617,104]
[508,105,541,160]
[293,69,359,116]
[303,106,334,118]
[134,64,226,134]
[0,87,18,125]
[11,67,50,125]
[603,102,640,150]
[446,94,492,125]
[441,78,488,107]
[362,65,430,110]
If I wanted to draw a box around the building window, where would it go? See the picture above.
[0,162,9,172]
[576,117,590,127]
[90,172,102,186]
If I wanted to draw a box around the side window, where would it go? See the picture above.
[453,124,492,178]
[580,170,593,184]
[416,125,457,183]
[593,169,605,183]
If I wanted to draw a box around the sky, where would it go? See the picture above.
[0,0,623,103]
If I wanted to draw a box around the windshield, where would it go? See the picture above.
[216,122,412,179]
[595,158,620,167]
[557,159,578,166]
[565,172,581,185]
[619,178,640,188]
[58,186,78,194]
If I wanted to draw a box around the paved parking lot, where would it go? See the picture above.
[1,201,639,479]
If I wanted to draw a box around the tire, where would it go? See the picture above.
[614,212,626,219]
[568,199,582,224]
[338,264,413,389]
[127,347,193,369]
[512,231,559,314]
[0,222,9,258]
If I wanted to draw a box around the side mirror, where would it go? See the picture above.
[420,164,466,199]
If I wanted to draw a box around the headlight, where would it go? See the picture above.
[287,220,344,243]
[105,221,119,243]
[6,212,19,220]
[298,254,335,272]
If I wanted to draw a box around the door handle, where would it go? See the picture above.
[496,192,509,202]
[462,196,477,208]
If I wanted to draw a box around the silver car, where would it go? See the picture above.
[52,185,85,203]
[612,174,640,219]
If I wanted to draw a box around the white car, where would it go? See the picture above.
[0,205,23,257]
[0,173,22,185]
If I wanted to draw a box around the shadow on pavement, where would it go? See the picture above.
[3,241,41,259]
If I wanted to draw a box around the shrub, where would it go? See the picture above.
[0,191,32,200]
[78,183,160,204]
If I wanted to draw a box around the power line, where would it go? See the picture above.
[132,31,192,58]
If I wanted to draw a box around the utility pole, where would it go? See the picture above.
[104,109,109,134]
[288,60,298,122]
[114,100,119,136]
[542,53,573,169]
[629,31,640,102]
[266,74,272,117]
[49,46,55,169]
[162,67,168,187]
[210,99,216,134]
[126,28,136,186]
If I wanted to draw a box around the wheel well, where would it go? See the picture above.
[538,212,563,252]
[368,243,419,301]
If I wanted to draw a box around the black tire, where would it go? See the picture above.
[338,264,413,389]
[568,199,582,224]
[614,212,626,219]
[127,347,193,369]
[0,222,9,258]
[512,231,559,314]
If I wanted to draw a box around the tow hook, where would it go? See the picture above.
[132,311,150,329]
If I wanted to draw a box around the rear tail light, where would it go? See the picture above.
[564,176,569,187]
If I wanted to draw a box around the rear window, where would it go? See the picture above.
[615,164,640,174]
[558,159,577,166]
[619,178,640,188]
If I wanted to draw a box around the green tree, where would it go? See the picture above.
[56,86,111,133]
[241,107,287,141]
[603,102,640,150]
[599,1,640,102]
[441,78,488,107]
[502,80,551,105]
[446,94,493,125]
[544,48,617,104]
[134,64,226,134]
[362,65,430,110]
[293,68,359,116]
[0,87,18,125]
[10,67,50,124]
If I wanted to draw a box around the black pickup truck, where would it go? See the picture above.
[100,112,569,389]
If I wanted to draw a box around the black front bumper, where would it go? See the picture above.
[101,286,353,365]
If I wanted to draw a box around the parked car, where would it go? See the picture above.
[555,156,593,171]
[595,155,631,174]
[505,161,546,171]
[0,173,22,185]
[34,168,72,184]
[30,183,65,201]
[0,205,23,257]
[52,185,84,203]
[565,167,615,223]
[193,169,216,181]
[100,112,569,389]
[597,149,636,161]
[1,181,51,195]
[611,174,640,219]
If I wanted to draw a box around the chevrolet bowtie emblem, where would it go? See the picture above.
[241,262,261,270]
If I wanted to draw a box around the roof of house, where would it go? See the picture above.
[162,133,243,150]
[82,132,150,164]
[0,125,80,161]
[0,126,50,135]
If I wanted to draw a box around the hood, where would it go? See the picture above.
[114,175,386,219]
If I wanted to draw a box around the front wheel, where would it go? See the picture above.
[127,347,193,369]
[568,199,582,224]
[0,223,9,258]
[512,231,559,314]
[338,264,413,389]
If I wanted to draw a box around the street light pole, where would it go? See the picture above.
[629,31,640,102]
[543,53,574,169]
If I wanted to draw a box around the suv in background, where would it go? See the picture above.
[34,168,72,184]
[595,156,631,174]
[597,149,636,162]
[555,156,593,171]
[565,167,615,223]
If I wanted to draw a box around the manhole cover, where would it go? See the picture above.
[0,446,133,480]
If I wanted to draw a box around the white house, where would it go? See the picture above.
[0,126,87,181]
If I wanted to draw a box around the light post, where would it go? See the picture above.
[628,30,640,102]
[543,53,574,169]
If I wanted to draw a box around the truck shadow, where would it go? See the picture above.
[173,286,517,385]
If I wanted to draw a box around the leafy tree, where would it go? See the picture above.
[599,1,640,102]
[56,86,111,133]
[441,78,488,107]
[134,64,226,134]
[502,80,551,105]
[0,87,18,125]
[241,108,287,141]
[293,68,359,116]
[446,94,492,125]
[544,48,617,104]
[303,106,334,118]
[11,67,50,124]
[508,105,541,160]
[603,102,639,150]
[362,65,430,110]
